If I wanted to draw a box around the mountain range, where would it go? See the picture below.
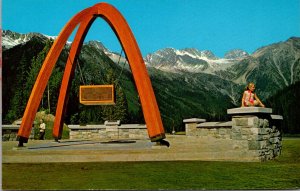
[2,30,300,133]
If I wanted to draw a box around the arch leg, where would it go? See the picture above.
[53,17,95,139]
[17,8,94,142]
[18,3,166,145]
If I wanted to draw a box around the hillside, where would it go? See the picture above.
[2,30,300,133]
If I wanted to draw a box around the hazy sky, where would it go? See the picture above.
[2,0,300,57]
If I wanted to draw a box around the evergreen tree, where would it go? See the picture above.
[48,67,63,113]
[5,54,28,122]
[101,69,129,123]
[24,40,53,111]
[266,81,300,134]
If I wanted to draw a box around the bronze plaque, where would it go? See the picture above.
[80,85,115,105]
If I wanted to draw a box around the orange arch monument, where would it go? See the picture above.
[18,2,166,146]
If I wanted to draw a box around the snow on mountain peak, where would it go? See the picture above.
[2,30,32,49]
[144,47,237,74]
[1,30,244,76]
[2,30,73,50]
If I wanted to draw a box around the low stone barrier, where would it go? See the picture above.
[69,122,148,140]
[2,124,35,141]
[197,121,232,139]
[183,118,206,136]
[184,107,283,162]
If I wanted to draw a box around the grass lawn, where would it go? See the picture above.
[2,138,300,190]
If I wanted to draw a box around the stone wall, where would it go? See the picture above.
[2,125,35,141]
[231,115,282,161]
[184,107,283,162]
[69,124,149,140]
[2,123,148,141]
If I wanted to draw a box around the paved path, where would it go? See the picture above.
[2,135,257,163]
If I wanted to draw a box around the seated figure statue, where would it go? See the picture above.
[241,82,265,107]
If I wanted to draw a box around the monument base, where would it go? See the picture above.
[183,107,283,162]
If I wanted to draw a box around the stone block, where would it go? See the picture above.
[259,128,271,135]
[247,117,259,127]
[183,118,206,123]
[259,149,267,156]
[263,119,269,128]
[227,107,272,115]
[209,128,217,134]
[248,140,269,150]
[273,148,281,157]
[247,134,263,141]
[231,132,242,140]
[265,154,272,161]
[270,137,281,144]
[232,140,249,150]
[241,127,252,135]
[270,131,281,138]
[246,127,258,134]
[223,134,231,139]
[186,123,198,136]
[197,121,232,128]
[232,126,241,133]
[104,120,121,126]
[271,115,283,120]
[106,131,118,139]
[196,129,209,136]
[260,155,267,162]
[91,135,99,139]
[3,134,10,141]
[218,128,227,135]
[120,132,130,138]
[258,119,264,128]
[208,129,217,137]
[106,127,118,132]
[232,118,248,126]
[271,126,278,132]
[274,131,281,137]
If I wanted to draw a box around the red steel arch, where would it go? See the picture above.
[18,3,165,144]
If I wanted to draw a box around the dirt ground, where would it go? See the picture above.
[2,135,263,163]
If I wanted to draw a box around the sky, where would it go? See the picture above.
[2,0,300,57]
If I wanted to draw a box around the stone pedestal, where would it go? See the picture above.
[183,118,206,136]
[183,107,283,162]
[228,107,282,161]
[227,107,272,115]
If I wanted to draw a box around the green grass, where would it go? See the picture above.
[2,139,300,190]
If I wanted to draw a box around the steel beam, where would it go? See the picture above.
[18,3,165,144]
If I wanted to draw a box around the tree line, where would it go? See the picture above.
[3,39,130,126]
[3,38,299,134]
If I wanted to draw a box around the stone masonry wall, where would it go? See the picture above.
[2,125,35,141]
[232,116,282,161]
[69,124,149,140]
[184,108,282,162]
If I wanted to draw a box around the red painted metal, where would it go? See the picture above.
[52,16,95,139]
[18,3,165,142]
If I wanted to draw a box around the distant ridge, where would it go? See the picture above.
[2,30,300,133]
